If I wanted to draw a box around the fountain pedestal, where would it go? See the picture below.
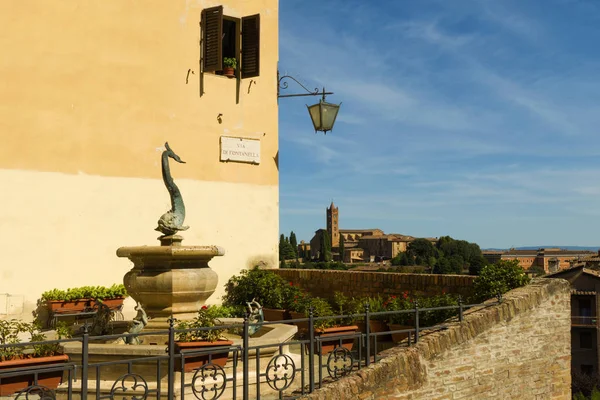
[117,235,224,330]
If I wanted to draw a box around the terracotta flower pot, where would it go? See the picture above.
[262,308,289,322]
[288,311,309,331]
[313,325,358,355]
[223,67,235,78]
[47,297,125,313]
[369,320,392,342]
[99,297,125,310]
[0,354,70,396]
[47,299,92,313]
[174,340,233,372]
[387,323,413,344]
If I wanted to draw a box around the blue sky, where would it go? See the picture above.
[277,0,600,249]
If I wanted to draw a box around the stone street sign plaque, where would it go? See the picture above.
[220,136,261,164]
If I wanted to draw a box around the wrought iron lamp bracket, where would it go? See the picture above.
[277,72,333,100]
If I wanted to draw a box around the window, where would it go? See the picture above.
[201,6,260,78]
[579,298,592,317]
[581,365,594,375]
[580,331,593,349]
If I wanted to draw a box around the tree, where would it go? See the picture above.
[472,259,530,302]
[289,231,298,260]
[407,239,437,265]
[278,234,295,261]
[320,231,332,262]
[338,234,345,262]
[278,234,286,261]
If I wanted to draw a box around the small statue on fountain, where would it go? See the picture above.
[246,299,264,336]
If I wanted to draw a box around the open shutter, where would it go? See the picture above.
[202,6,223,72]
[241,14,260,78]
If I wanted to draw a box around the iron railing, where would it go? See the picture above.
[0,296,500,400]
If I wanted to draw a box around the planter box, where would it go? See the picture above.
[47,300,92,313]
[369,320,392,341]
[47,297,125,313]
[262,308,289,322]
[387,324,413,344]
[288,311,309,331]
[174,340,233,372]
[314,325,358,355]
[0,354,69,396]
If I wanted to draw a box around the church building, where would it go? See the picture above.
[308,202,436,263]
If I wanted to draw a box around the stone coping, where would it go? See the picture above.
[61,322,297,356]
[116,245,225,258]
[299,278,571,399]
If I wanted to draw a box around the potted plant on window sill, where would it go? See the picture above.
[174,306,234,372]
[0,320,72,396]
[222,57,237,78]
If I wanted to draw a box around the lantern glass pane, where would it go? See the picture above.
[307,103,322,131]
[319,102,340,132]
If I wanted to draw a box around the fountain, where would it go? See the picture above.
[60,143,298,399]
[117,142,224,335]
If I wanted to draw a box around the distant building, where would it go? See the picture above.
[306,202,436,263]
[482,248,595,273]
[546,266,600,378]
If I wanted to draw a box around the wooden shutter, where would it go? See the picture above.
[202,6,223,72]
[241,14,260,78]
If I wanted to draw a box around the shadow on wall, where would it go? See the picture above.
[246,256,276,270]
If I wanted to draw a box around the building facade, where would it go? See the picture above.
[0,0,279,320]
[483,248,595,273]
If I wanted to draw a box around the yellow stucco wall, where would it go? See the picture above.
[0,0,279,320]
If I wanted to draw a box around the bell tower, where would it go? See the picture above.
[326,201,339,247]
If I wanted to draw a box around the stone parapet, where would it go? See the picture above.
[273,269,475,301]
[299,278,571,400]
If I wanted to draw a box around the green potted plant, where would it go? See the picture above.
[222,57,237,78]
[291,296,357,355]
[384,292,414,343]
[174,305,234,372]
[41,284,128,313]
[418,294,459,328]
[0,320,71,396]
[222,267,292,322]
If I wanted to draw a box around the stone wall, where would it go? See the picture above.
[300,278,571,400]
[273,270,476,301]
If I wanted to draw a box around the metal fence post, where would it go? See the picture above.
[414,300,420,344]
[308,306,315,393]
[243,312,250,400]
[167,317,175,400]
[81,324,89,400]
[364,303,371,367]
[458,295,464,322]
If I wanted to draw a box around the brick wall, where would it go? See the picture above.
[299,278,571,400]
[273,270,476,301]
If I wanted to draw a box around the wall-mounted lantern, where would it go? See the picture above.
[278,71,341,134]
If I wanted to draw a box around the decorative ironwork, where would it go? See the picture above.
[15,385,56,400]
[277,72,333,99]
[110,373,149,400]
[0,296,502,399]
[265,354,296,391]
[191,363,227,400]
[326,346,354,379]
